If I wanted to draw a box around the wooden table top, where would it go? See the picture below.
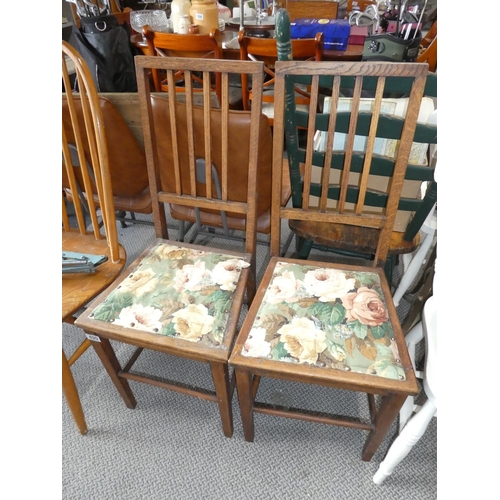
[131,31,364,62]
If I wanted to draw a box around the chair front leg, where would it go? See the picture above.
[210,361,234,438]
[235,369,256,442]
[62,349,88,435]
[87,336,137,409]
[362,392,407,462]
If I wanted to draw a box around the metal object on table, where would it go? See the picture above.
[413,0,427,39]
[229,16,275,30]
[62,256,96,275]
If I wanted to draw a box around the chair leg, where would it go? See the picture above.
[393,231,434,307]
[235,369,256,442]
[210,361,234,438]
[384,254,396,285]
[362,392,407,461]
[373,399,437,484]
[88,337,137,409]
[297,238,312,259]
[62,349,88,435]
[399,322,424,432]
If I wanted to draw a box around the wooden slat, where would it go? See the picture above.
[356,76,385,214]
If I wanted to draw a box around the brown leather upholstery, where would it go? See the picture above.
[62,96,151,215]
[151,95,289,234]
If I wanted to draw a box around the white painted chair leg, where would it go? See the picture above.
[399,322,423,432]
[373,399,437,485]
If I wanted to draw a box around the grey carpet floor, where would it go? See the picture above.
[62,210,437,499]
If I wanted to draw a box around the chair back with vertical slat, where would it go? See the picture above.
[270,59,429,267]
[62,40,121,264]
[238,31,324,124]
[135,55,266,289]
[143,27,224,103]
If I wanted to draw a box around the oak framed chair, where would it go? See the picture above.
[228,8,426,462]
[62,40,127,434]
[74,55,267,438]
[238,29,324,126]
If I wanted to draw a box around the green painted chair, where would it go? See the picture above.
[275,10,437,284]
[229,8,428,462]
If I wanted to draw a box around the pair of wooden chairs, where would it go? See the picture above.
[64,8,434,462]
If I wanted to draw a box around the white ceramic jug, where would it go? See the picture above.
[170,0,192,33]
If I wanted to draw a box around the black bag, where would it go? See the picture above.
[362,32,421,63]
[69,14,138,92]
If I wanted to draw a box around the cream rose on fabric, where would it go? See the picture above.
[174,261,209,293]
[211,259,250,292]
[118,268,158,297]
[155,244,189,260]
[242,327,272,358]
[171,304,215,342]
[266,270,302,304]
[303,268,355,302]
[342,287,388,326]
[278,317,327,364]
[112,304,163,332]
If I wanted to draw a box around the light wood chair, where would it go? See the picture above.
[417,20,437,73]
[74,56,267,438]
[143,26,224,105]
[228,8,425,462]
[238,30,324,126]
[62,95,153,227]
[62,40,127,434]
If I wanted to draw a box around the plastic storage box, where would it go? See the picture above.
[290,18,350,51]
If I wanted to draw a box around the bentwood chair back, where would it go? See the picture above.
[74,56,267,438]
[62,95,152,227]
[229,8,425,462]
[62,40,127,434]
[238,30,324,125]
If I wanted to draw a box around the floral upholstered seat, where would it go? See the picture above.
[240,261,405,380]
[89,241,250,349]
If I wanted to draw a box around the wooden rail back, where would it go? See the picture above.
[134,55,266,273]
[143,27,224,103]
[62,41,121,264]
[270,57,428,267]
[238,30,324,120]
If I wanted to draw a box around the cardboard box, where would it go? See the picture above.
[291,18,350,51]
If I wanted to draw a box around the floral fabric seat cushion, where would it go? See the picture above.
[89,242,250,349]
[241,261,405,380]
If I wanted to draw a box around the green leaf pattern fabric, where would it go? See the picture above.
[241,262,405,380]
[90,243,250,348]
